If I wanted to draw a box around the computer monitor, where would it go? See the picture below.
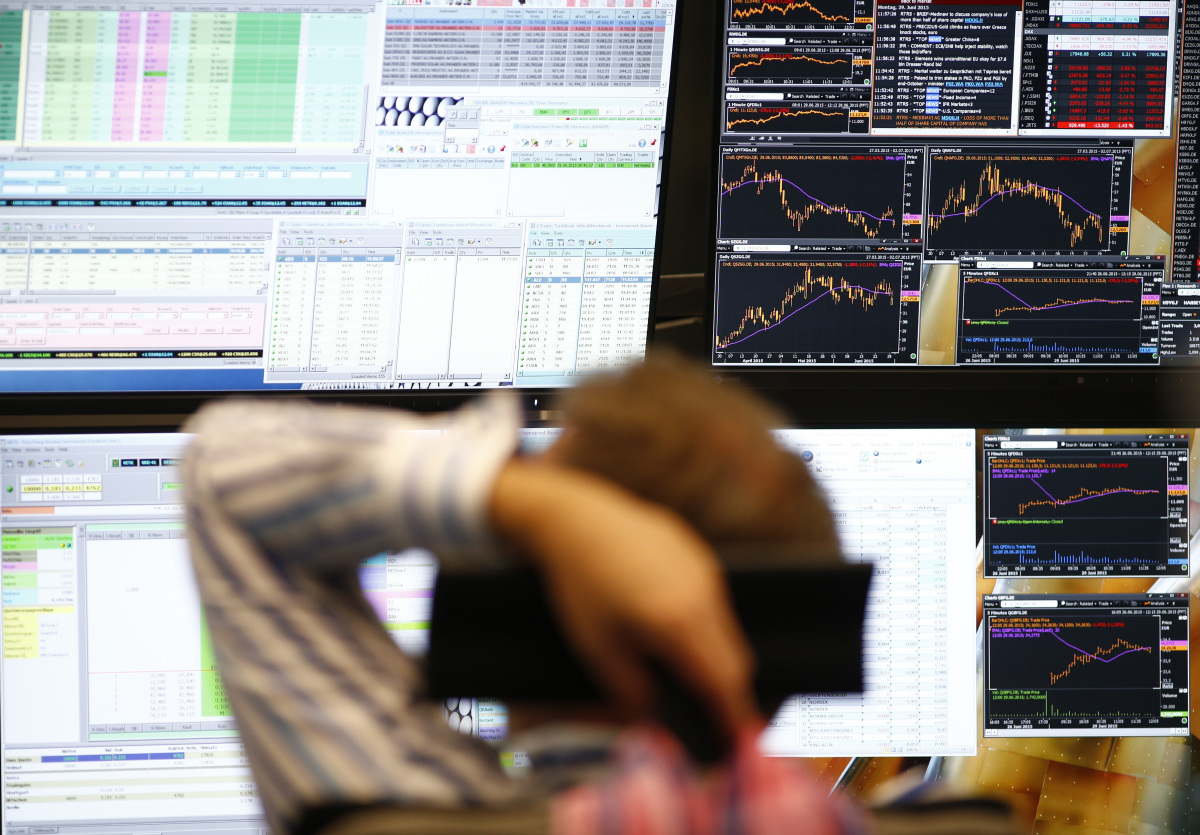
[0,0,679,393]
[0,425,980,835]
[3,424,1191,835]
[710,0,1200,369]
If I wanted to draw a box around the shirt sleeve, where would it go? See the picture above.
[180,395,532,832]
[182,392,522,575]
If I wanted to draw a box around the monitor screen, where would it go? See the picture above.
[982,432,1190,578]
[983,592,1191,738]
[710,0,1200,369]
[0,0,678,392]
[3,426,1191,833]
[768,427,978,756]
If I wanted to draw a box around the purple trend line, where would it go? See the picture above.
[1028,478,1157,507]
[721,177,898,225]
[980,281,1135,314]
[930,183,1101,221]
[1048,630,1152,664]
[721,285,891,349]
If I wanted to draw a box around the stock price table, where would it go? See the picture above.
[955,258,1163,365]
[983,434,1188,577]
[983,594,1189,737]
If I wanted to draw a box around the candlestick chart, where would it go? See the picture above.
[989,455,1167,520]
[961,274,1142,323]
[955,257,1158,365]
[729,0,855,25]
[718,152,909,241]
[988,616,1159,691]
[725,102,852,135]
[714,258,904,355]
[983,597,1190,735]
[926,153,1124,255]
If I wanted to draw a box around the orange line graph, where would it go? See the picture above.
[718,265,893,349]
[1017,486,1159,516]
[930,162,1104,247]
[726,109,844,129]
[722,161,895,237]
[992,297,1133,317]
[1051,638,1150,685]
[731,0,852,22]
[729,52,849,76]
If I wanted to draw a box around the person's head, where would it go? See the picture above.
[545,351,840,561]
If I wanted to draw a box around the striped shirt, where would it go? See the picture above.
[182,394,534,833]
[183,395,863,835]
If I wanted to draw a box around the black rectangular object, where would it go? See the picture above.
[427,563,872,708]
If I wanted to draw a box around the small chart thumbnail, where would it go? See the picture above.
[729,0,857,27]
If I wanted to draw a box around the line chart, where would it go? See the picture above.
[975,280,1138,320]
[725,104,850,134]
[1016,482,1160,516]
[729,0,854,25]
[714,258,907,356]
[931,162,1104,246]
[956,262,1155,365]
[926,152,1125,254]
[988,615,1160,691]
[988,456,1167,522]
[718,152,909,241]
[983,450,1175,574]
[728,50,853,81]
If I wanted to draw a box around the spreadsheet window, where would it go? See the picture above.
[0,433,454,834]
[766,428,978,757]
[0,427,568,831]
[0,0,678,392]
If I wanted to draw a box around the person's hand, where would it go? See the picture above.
[490,458,760,740]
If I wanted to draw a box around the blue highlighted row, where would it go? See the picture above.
[42,752,187,762]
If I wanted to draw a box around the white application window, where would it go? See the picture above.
[767,428,978,756]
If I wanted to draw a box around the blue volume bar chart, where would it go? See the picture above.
[982,434,1189,578]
